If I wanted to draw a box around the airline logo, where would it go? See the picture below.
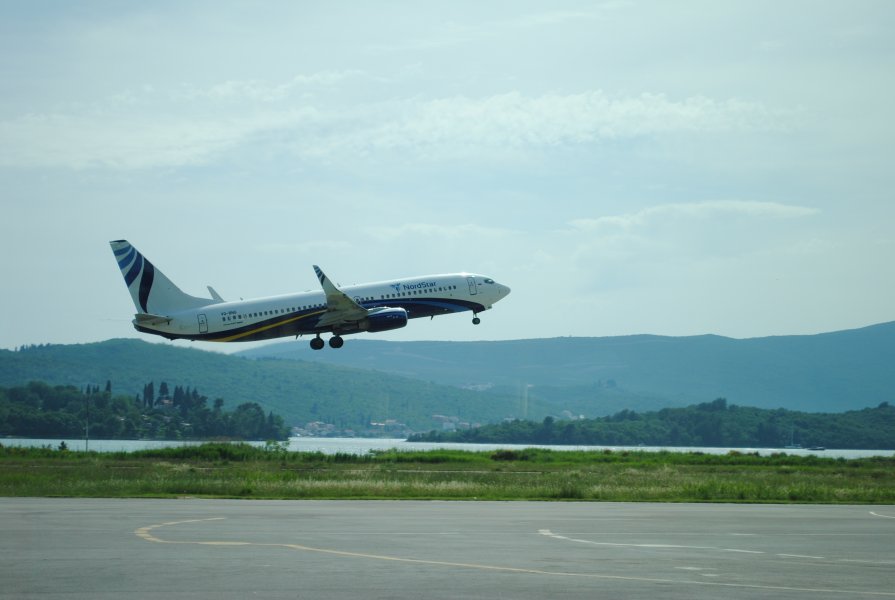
[112,241,154,312]
[390,281,437,293]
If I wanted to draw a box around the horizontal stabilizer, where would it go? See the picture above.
[207,286,225,302]
[134,313,172,326]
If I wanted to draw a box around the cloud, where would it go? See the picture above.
[368,4,623,54]
[365,222,518,242]
[177,71,368,103]
[325,92,789,152]
[0,108,319,169]
[559,200,822,293]
[570,200,819,232]
[256,240,354,255]
[0,84,794,169]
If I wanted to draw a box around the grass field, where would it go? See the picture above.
[2,443,894,503]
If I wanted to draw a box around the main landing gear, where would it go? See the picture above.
[309,334,343,350]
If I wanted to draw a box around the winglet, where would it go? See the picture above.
[313,265,334,292]
[207,286,225,302]
[312,265,368,326]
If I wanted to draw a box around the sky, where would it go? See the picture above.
[1,1,894,352]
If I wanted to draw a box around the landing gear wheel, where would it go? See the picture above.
[472,316,481,325]
[310,336,324,350]
[329,335,344,349]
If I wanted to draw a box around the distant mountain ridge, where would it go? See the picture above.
[237,321,895,413]
[1,322,892,432]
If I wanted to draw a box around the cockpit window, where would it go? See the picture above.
[484,278,495,284]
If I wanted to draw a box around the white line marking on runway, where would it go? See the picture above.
[134,519,895,597]
[539,529,713,550]
[869,511,895,519]
[778,554,825,560]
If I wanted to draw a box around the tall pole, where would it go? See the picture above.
[522,384,531,419]
[85,391,89,452]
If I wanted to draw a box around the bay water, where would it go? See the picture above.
[2,437,892,459]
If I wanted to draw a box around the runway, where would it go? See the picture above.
[2,499,894,599]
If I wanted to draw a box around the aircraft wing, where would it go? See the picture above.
[313,265,369,327]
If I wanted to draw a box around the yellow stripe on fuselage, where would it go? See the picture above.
[214,311,325,342]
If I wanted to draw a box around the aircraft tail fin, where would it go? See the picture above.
[109,240,218,314]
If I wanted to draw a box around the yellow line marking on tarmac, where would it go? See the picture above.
[133,519,895,597]
[134,517,226,543]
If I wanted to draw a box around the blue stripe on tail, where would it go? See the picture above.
[117,247,136,270]
[124,254,144,287]
[138,260,154,312]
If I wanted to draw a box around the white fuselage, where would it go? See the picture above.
[135,272,509,342]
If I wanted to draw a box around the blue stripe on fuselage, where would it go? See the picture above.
[134,296,484,342]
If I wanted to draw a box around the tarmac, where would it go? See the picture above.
[2,498,894,599]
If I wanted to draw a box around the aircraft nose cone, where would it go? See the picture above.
[499,284,511,296]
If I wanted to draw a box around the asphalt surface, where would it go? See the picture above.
[2,498,894,599]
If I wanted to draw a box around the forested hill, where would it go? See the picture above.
[411,399,895,450]
[238,321,895,413]
[0,339,526,430]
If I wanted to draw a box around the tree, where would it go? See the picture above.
[231,403,267,439]
[142,382,155,408]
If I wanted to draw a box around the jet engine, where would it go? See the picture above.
[357,307,408,332]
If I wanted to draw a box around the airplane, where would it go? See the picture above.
[109,240,511,350]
